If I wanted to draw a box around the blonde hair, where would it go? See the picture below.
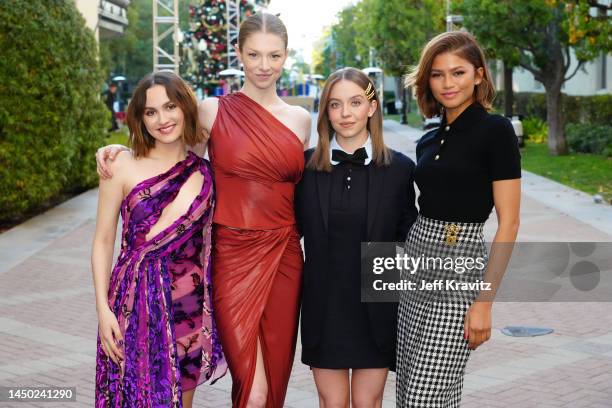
[126,71,202,158]
[405,31,495,118]
[238,13,288,49]
[307,67,392,172]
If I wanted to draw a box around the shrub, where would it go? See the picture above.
[522,117,548,144]
[0,0,109,225]
[494,92,612,126]
[566,123,612,157]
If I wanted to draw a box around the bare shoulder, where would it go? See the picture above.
[292,105,312,144]
[291,105,312,125]
[277,104,311,143]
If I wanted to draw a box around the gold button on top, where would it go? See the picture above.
[445,125,450,131]
[435,154,440,160]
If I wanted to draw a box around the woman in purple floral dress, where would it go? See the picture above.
[91,71,226,408]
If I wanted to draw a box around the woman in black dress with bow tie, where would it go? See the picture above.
[296,67,418,407]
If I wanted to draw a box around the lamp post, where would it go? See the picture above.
[400,86,408,124]
[445,0,463,31]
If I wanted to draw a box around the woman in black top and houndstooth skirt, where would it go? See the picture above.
[396,31,521,407]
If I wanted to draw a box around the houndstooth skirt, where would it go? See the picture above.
[396,215,487,408]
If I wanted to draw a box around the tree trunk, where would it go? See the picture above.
[543,11,568,155]
[544,81,567,155]
[503,63,513,117]
[394,76,402,104]
[400,86,408,124]
[407,88,412,113]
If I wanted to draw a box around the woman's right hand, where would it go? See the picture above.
[98,307,124,364]
[96,144,129,179]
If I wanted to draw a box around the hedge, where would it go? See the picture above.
[494,92,612,126]
[0,0,109,225]
[566,123,612,157]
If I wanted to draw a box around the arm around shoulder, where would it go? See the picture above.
[198,97,219,135]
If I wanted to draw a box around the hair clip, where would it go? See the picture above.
[365,82,376,100]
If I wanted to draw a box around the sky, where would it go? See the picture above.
[264,0,358,64]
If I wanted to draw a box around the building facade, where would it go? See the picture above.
[74,0,130,41]
[498,51,611,96]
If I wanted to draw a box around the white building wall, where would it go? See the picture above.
[509,50,611,96]
[74,0,99,41]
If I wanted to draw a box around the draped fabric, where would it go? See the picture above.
[209,92,304,230]
[95,152,227,407]
[208,92,304,407]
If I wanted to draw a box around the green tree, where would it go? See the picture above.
[459,0,612,155]
[332,5,366,69]
[360,0,445,77]
[312,27,336,77]
[313,0,444,115]
[359,0,444,120]
[0,0,108,224]
[312,3,372,77]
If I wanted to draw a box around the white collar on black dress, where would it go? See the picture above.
[329,135,373,166]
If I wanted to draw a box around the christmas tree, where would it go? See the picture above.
[181,0,268,93]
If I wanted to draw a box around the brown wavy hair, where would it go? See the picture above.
[307,67,391,172]
[126,71,202,158]
[238,13,288,50]
[405,31,495,118]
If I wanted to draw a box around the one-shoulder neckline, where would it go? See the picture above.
[121,151,199,207]
[234,91,304,148]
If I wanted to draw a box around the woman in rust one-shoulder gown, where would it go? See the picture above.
[208,90,305,407]
[204,13,312,407]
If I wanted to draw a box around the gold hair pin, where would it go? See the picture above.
[365,82,376,100]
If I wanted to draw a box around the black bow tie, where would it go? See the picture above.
[332,147,368,166]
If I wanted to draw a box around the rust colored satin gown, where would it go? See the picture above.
[208,92,304,407]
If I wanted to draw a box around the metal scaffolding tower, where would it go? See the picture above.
[153,0,179,73]
[225,1,271,69]
[226,0,241,69]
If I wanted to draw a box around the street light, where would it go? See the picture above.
[445,0,463,31]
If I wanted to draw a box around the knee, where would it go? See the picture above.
[319,395,349,408]
[246,390,267,408]
[351,392,383,408]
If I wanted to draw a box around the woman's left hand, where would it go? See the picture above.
[464,302,492,350]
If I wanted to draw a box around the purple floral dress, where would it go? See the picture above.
[95,152,226,407]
